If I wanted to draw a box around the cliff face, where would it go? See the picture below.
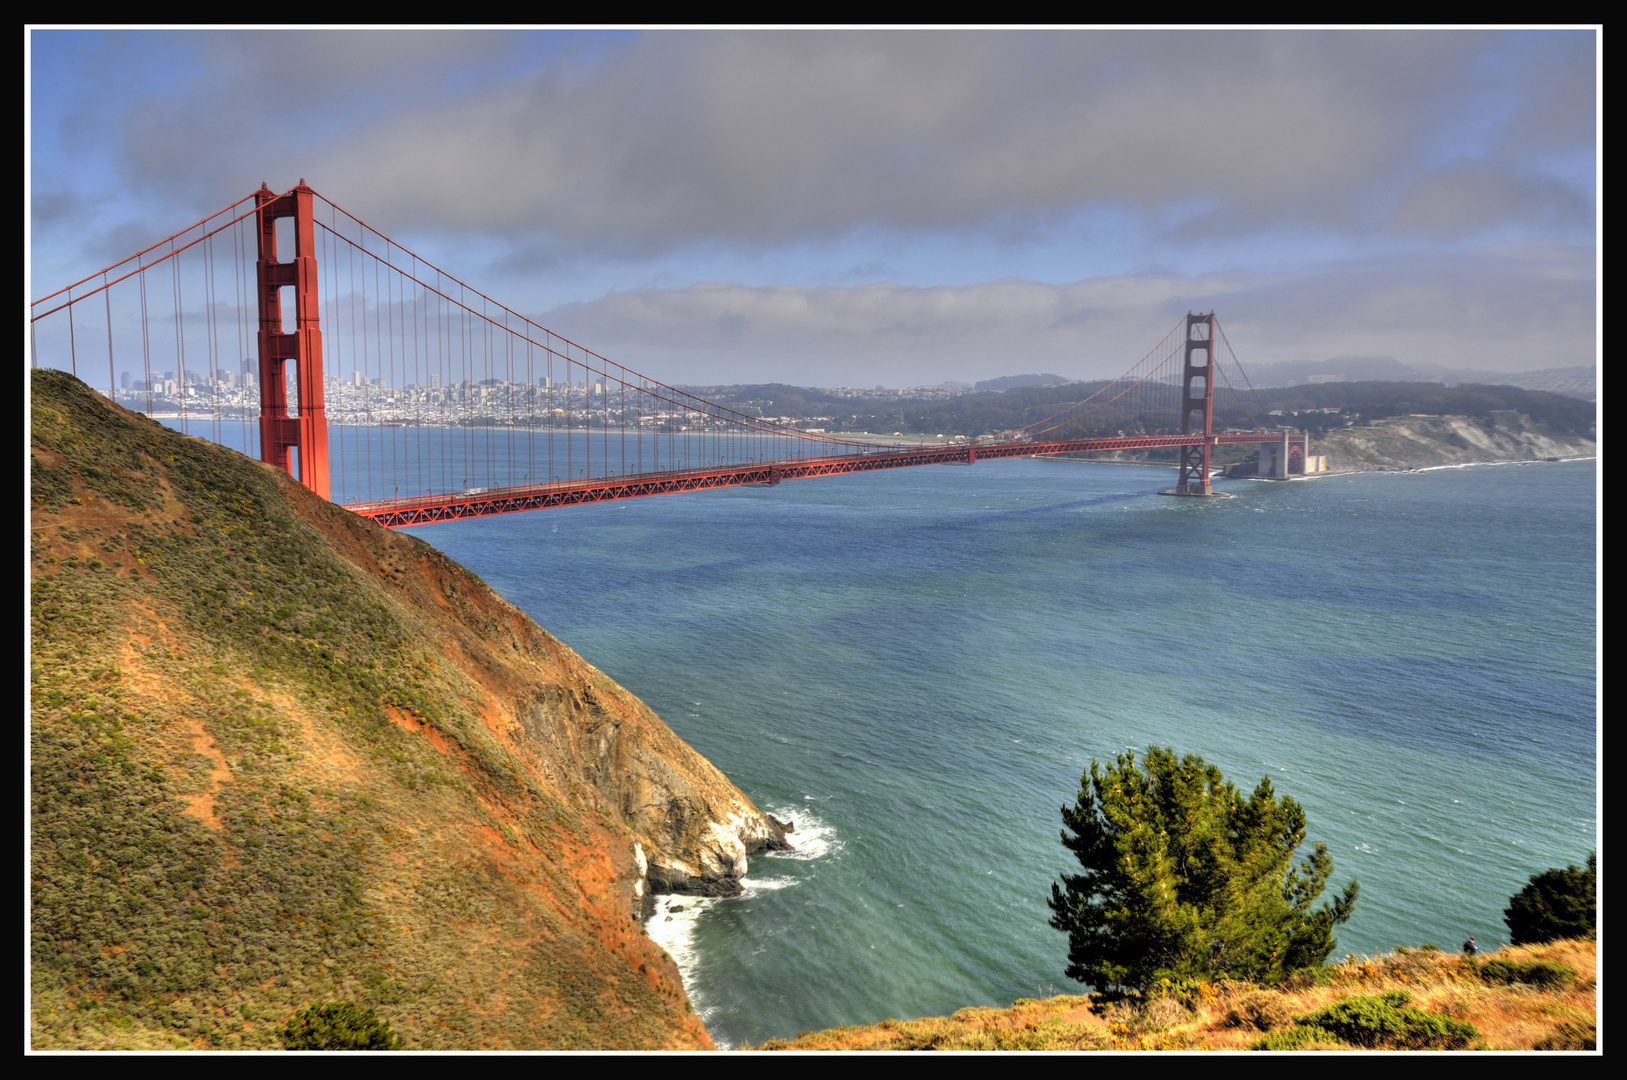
[29,370,783,1049]
[1314,412,1596,472]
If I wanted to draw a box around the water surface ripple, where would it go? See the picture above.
[406,458,1597,1048]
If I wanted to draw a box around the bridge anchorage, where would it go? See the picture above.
[30,182,1310,526]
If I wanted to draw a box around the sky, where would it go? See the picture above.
[26,28,1600,388]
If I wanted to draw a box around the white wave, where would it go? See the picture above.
[740,875,797,891]
[763,803,843,862]
[1407,457,1595,474]
[643,893,724,1031]
[642,803,839,1045]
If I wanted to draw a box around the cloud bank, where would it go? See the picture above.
[30,29,1597,387]
[62,29,1595,253]
[541,241,1595,385]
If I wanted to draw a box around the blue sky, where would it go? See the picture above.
[27,28,1598,387]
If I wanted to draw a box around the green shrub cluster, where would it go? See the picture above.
[1253,990,1478,1051]
[1250,1024,1346,1051]
[1478,959,1575,989]
[279,1002,401,1050]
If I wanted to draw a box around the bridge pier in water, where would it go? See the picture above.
[1161,311,1228,498]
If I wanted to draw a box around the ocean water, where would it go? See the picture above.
[401,457,1597,1048]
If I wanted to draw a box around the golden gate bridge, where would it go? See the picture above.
[31,182,1307,527]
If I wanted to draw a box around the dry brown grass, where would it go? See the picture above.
[751,939,1597,1051]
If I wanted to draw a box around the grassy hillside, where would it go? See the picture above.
[697,380,1595,441]
[29,370,715,1049]
[753,939,1595,1051]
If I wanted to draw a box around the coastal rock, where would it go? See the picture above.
[511,667,789,911]
[1315,413,1596,472]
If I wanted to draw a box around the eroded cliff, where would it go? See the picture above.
[1314,412,1595,472]
[29,370,783,1049]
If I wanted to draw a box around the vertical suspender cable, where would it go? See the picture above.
[104,273,115,401]
[173,249,187,435]
[140,270,152,415]
[68,292,78,378]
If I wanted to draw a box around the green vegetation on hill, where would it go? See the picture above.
[1249,381,1596,437]
[29,370,708,1049]
[279,1002,403,1050]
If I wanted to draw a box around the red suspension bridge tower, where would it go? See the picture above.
[1174,311,1217,496]
[254,181,330,500]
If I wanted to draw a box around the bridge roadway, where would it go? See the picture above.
[348,431,1291,528]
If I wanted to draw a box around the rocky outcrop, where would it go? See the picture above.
[513,674,790,911]
[1315,412,1595,473]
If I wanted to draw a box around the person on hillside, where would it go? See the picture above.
[1463,936,1478,956]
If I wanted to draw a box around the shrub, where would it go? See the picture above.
[1288,990,1478,1050]
[279,1002,402,1050]
[1251,1024,1345,1051]
[1139,996,1190,1031]
[1505,854,1595,945]
[1223,990,1296,1031]
[1478,959,1574,989]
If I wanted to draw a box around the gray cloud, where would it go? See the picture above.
[78,30,517,201]
[72,29,1595,253]
[1388,162,1592,235]
[537,241,1595,386]
[30,189,81,226]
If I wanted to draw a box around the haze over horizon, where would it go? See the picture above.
[28,28,1598,388]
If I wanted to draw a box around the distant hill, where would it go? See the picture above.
[842,380,1596,442]
[29,370,786,1049]
[1246,357,1596,401]
[1249,381,1596,437]
[974,373,1072,392]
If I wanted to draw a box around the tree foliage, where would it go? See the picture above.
[1048,747,1357,992]
[279,1002,402,1050]
[1504,853,1595,945]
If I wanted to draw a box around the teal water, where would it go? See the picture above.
[402,457,1596,1048]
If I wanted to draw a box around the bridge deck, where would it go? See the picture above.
[350,432,1289,528]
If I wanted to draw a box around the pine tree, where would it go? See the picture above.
[1048,747,1357,992]
[1504,853,1595,945]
